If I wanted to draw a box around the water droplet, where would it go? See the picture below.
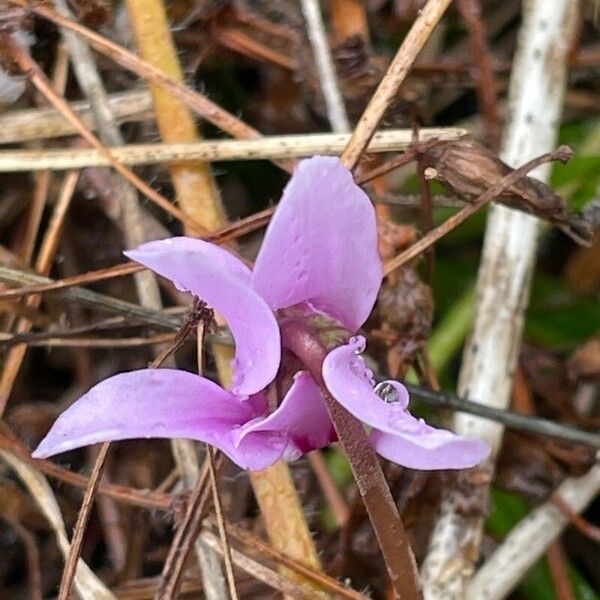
[374,381,409,410]
[349,335,366,354]
[375,382,400,403]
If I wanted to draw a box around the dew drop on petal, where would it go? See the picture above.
[375,382,400,403]
[349,335,366,354]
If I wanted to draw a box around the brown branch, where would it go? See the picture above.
[57,442,110,600]
[0,426,173,510]
[156,458,214,598]
[552,492,600,543]
[455,0,501,150]
[207,447,239,600]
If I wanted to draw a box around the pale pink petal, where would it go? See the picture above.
[252,156,382,331]
[322,338,490,470]
[369,429,490,470]
[238,372,336,461]
[32,370,287,470]
[126,238,280,395]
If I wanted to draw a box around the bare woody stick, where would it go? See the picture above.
[467,465,600,600]
[0,128,466,171]
[0,89,153,144]
[420,3,579,598]
[300,0,350,133]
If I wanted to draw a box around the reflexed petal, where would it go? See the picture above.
[126,238,280,395]
[323,338,490,470]
[369,429,490,470]
[238,372,336,461]
[322,336,408,435]
[32,369,287,470]
[253,156,382,331]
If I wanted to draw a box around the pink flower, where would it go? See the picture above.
[33,157,489,470]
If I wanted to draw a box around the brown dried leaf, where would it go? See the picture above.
[497,433,596,502]
[421,139,592,244]
[497,433,566,501]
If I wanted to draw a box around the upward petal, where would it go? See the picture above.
[252,156,382,331]
[322,338,490,470]
[126,238,280,395]
[32,369,287,470]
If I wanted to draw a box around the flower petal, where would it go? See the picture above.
[369,429,490,470]
[126,238,280,395]
[238,372,336,461]
[32,369,287,470]
[322,338,490,470]
[252,156,382,331]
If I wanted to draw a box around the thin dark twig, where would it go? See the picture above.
[0,266,180,330]
[207,447,239,600]
[414,126,434,280]
[57,441,110,600]
[0,333,175,349]
[383,145,573,275]
[404,384,600,448]
[0,262,143,301]
[217,519,370,600]
[551,492,600,542]
[455,0,501,150]
[156,458,215,599]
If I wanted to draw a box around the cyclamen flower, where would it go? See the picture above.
[34,157,489,471]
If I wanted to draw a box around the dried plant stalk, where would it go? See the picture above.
[125,0,226,233]
[467,465,600,600]
[0,128,466,171]
[300,0,350,133]
[421,2,579,598]
[0,89,153,144]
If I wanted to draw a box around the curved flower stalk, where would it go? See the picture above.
[34,157,489,471]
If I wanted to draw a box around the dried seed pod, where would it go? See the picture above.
[420,139,593,245]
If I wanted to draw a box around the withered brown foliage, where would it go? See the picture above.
[420,139,593,244]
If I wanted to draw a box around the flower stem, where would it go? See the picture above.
[280,316,422,600]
